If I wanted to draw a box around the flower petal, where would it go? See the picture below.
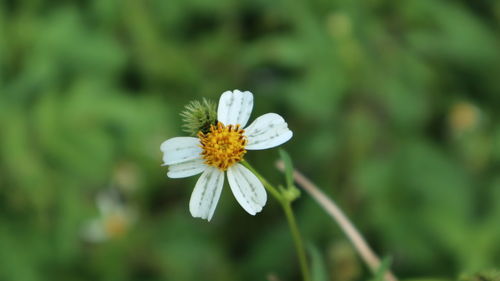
[167,159,206,178]
[96,189,122,216]
[217,90,253,127]
[82,218,107,243]
[227,164,267,215]
[244,113,293,150]
[160,137,202,165]
[189,167,224,221]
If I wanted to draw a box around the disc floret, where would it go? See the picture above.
[198,122,247,171]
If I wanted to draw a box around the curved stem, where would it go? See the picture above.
[276,161,398,281]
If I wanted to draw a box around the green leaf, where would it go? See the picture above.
[370,256,392,281]
[308,244,329,281]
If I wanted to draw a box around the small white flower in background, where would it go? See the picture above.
[160,90,293,221]
[82,188,136,243]
[448,101,481,136]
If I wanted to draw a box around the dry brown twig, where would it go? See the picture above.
[276,161,398,281]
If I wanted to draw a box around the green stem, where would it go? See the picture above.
[281,201,312,281]
[241,160,282,201]
[241,160,311,281]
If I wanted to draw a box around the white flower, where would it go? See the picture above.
[82,189,136,243]
[161,90,293,221]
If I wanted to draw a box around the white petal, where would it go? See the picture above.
[160,137,202,165]
[189,167,224,221]
[244,113,293,150]
[96,189,121,216]
[217,90,254,127]
[227,164,267,215]
[167,159,206,178]
[81,219,107,243]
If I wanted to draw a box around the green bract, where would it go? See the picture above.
[180,98,217,136]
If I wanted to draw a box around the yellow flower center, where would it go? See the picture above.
[198,122,247,171]
[104,214,127,238]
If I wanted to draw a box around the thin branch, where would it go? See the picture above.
[276,161,398,281]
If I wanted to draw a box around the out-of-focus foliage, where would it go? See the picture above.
[1,0,500,280]
[459,270,500,281]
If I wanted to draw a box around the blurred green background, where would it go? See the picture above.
[1,0,500,280]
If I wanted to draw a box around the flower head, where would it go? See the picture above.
[198,123,248,171]
[82,188,136,243]
[161,90,293,221]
